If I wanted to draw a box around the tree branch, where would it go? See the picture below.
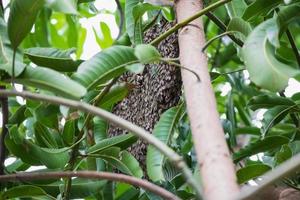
[236,153,300,200]
[0,85,8,175]
[150,0,231,46]
[0,171,180,200]
[286,29,300,68]
[176,0,239,199]
[0,89,201,199]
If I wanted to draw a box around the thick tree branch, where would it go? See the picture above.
[236,153,300,200]
[0,89,201,199]
[176,0,239,199]
[0,171,180,200]
[0,85,8,175]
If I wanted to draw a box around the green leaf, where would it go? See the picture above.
[237,164,271,184]
[262,105,296,135]
[248,94,295,110]
[93,22,114,49]
[132,3,160,23]
[88,133,137,154]
[9,105,27,125]
[242,0,281,21]
[73,46,138,90]
[277,4,300,36]
[24,47,83,72]
[125,0,143,44]
[34,104,59,129]
[45,0,78,15]
[227,17,252,41]
[120,151,143,178]
[8,0,44,48]
[38,179,106,198]
[62,120,76,145]
[147,105,183,182]
[233,136,290,162]
[15,65,87,99]
[134,44,161,64]
[34,122,58,148]
[126,63,145,74]
[1,185,53,200]
[242,19,300,92]
[225,0,247,18]
[274,144,292,165]
[93,116,109,143]
[0,37,7,65]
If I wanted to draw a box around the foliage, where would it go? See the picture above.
[0,0,299,199]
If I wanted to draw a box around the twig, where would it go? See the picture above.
[150,0,232,46]
[115,0,124,40]
[202,31,239,51]
[0,85,8,175]
[286,29,300,68]
[63,78,118,199]
[205,12,244,47]
[236,153,300,200]
[0,171,180,200]
[0,90,202,199]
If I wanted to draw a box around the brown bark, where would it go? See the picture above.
[175,0,240,199]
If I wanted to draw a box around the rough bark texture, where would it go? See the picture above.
[109,20,181,170]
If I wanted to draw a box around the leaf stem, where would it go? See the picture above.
[202,31,239,51]
[0,171,181,200]
[63,78,118,200]
[11,50,16,88]
[0,89,202,199]
[150,0,232,46]
[0,85,8,175]
[286,29,300,68]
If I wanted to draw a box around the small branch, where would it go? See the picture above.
[0,0,3,16]
[0,85,8,175]
[115,0,124,40]
[286,29,300,68]
[63,78,118,199]
[0,171,180,200]
[150,0,231,46]
[236,153,300,200]
[205,12,244,47]
[202,31,239,51]
[0,90,201,199]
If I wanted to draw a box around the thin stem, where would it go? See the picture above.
[202,31,239,51]
[205,12,244,47]
[236,153,300,200]
[0,171,180,200]
[115,0,124,40]
[11,50,16,88]
[161,59,201,81]
[150,0,231,46]
[286,29,300,68]
[63,78,118,199]
[0,85,8,175]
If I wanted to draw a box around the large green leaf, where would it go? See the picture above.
[8,0,44,48]
[45,0,78,15]
[233,136,290,162]
[73,46,138,90]
[242,0,281,21]
[277,4,300,36]
[242,19,299,92]
[237,164,271,184]
[24,47,83,72]
[34,122,58,148]
[125,0,143,44]
[0,185,53,200]
[227,17,251,41]
[88,133,137,154]
[146,105,183,182]
[225,0,247,18]
[248,94,295,110]
[15,65,86,99]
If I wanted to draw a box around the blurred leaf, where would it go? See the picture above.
[242,19,300,92]
[8,0,44,48]
[88,133,137,154]
[248,94,295,110]
[15,65,87,99]
[132,3,160,23]
[62,120,76,145]
[277,4,300,36]
[237,164,271,184]
[97,84,131,108]
[242,0,281,21]
[227,17,251,41]
[45,0,78,15]
[24,47,83,72]
[73,46,138,90]
[9,105,27,125]
[225,0,247,18]
[274,144,292,165]
[126,63,145,74]
[134,44,161,64]
[93,22,114,49]
[233,136,290,162]
[125,0,143,44]
[147,105,183,182]
[34,122,58,148]
[0,185,53,200]
[34,104,59,129]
